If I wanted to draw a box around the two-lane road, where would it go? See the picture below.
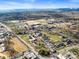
[0,22,50,59]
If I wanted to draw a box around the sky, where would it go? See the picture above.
[0,0,79,10]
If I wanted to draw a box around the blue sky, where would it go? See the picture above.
[0,0,79,10]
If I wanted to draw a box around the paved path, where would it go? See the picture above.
[0,22,50,59]
[2,22,78,59]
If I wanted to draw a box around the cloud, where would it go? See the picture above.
[30,0,36,2]
[68,3,79,8]
[69,0,79,2]
[0,2,33,10]
[24,0,36,2]
[0,0,79,10]
[0,1,64,10]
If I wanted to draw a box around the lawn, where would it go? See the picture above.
[20,35,29,42]
[42,31,62,43]
[49,34,62,43]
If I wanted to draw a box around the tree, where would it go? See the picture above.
[38,48,50,56]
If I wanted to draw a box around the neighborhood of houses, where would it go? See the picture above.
[0,18,79,59]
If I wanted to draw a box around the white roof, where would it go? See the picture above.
[0,47,6,52]
[58,54,66,59]
[0,38,6,42]
[0,33,4,35]
[0,43,5,47]
[29,36,36,41]
[24,52,36,59]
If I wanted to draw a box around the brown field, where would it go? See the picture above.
[24,19,47,25]
[62,12,79,18]
[10,37,28,52]
[2,37,28,57]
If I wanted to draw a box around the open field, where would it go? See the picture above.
[24,19,47,25]
[20,34,29,42]
[42,31,62,43]
[10,37,28,52]
[2,37,28,57]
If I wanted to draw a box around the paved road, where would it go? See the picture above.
[0,22,50,59]
[16,35,47,59]
[1,22,79,59]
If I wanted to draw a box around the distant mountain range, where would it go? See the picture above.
[0,8,79,13]
[0,8,79,21]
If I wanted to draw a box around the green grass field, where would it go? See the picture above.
[42,31,62,43]
[20,35,29,42]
